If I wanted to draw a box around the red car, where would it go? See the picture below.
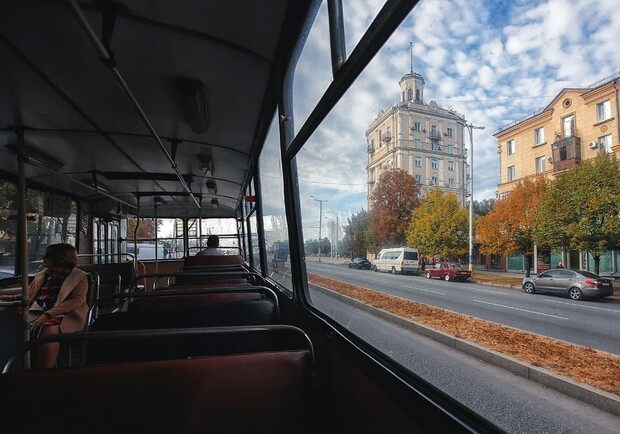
[425,262,471,281]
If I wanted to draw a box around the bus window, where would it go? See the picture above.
[259,115,291,290]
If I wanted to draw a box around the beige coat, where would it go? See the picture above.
[28,267,89,333]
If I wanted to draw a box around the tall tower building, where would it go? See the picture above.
[367,71,469,206]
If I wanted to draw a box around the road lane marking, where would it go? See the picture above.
[403,285,446,295]
[544,299,620,314]
[473,299,569,320]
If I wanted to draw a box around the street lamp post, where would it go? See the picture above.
[311,195,327,262]
[458,121,485,274]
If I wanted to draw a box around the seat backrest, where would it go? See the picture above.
[128,291,263,311]
[0,351,313,434]
[184,254,244,267]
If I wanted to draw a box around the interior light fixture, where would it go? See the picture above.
[177,77,209,134]
[154,196,167,206]
[205,178,217,195]
[211,198,219,208]
[6,144,64,171]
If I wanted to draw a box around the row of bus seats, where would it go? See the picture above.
[1,253,315,433]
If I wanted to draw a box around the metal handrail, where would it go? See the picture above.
[3,325,314,373]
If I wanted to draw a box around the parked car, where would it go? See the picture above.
[522,269,613,300]
[348,257,372,270]
[425,262,471,281]
[373,247,419,274]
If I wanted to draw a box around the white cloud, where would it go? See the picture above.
[280,0,620,230]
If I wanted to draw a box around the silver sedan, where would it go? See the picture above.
[522,269,614,301]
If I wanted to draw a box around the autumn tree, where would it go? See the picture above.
[406,190,468,260]
[127,218,161,240]
[342,209,370,258]
[369,169,420,247]
[477,177,548,277]
[532,154,620,275]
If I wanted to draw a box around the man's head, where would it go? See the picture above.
[207,235,219,247]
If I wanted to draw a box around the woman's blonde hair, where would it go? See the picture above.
[44,243,78,269]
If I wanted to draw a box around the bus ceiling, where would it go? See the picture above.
[0,0,316,218]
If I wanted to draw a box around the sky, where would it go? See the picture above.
[261,0,620,241]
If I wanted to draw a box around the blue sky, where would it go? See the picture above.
[260,0,620,240]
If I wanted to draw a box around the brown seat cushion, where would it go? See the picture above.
[0,350,312,434]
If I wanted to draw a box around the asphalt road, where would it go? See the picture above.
[306,261,620,356]
[310,287,620,434]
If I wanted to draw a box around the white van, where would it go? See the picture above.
[373,247,420,274]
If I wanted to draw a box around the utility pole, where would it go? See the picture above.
[458,121,485,275]
[326,210,339,259]
[311,195,327,263]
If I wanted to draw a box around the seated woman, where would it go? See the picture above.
[28,243,89,368]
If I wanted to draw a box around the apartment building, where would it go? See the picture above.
[494,72,620,272]
[495,72,620,198]
[366,71,469,205]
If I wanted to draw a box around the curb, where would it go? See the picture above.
[312,284,620,417]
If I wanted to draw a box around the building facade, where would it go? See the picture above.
[366,72,469,205]
[495,73,620,198]
[494,72,620,273]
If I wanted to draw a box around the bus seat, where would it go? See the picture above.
[90,298,278,332]
[127,291,263,311]
[184,254,244,267]
[0,351,313,434]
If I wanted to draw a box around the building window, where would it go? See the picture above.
[402,92,405,102]
[414,139,421,149]
[408,89,413,101]
[597,100,611,122]
[534,127,545,145]
[448,161,454,171]
[371,139,374,150]
[535,156,546,174]
[507,139,515,155]
[412,122,421,132]
[430,176,437,186]
[563,115,574,138]
[447,144,453,154]
[446,128,453,138]
[415,157,422,167]
[448,178,454,188]
[599,134,612,153]
[415,174,421,183]
[416,89,420,101]
[507,165,516,181]
[431,125,438,137]
[431,159,438,170]
[386,126,391,139]
[431,141,439,151]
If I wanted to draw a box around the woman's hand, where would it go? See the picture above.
[30,312,51,327]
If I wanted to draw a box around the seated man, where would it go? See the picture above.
[197,235,225,256]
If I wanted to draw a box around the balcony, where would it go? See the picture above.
[367,146,374,154]
[552,136,581,173]
[428,132,442,140]
[381,134,392,142]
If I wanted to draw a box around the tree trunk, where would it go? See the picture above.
[594,255,600,275]
[525,254,532,277]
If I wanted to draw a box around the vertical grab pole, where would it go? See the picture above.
[16,128,31,369]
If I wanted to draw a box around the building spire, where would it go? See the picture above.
[409,41,413,74]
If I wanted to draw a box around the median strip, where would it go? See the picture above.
[307,272,620,399]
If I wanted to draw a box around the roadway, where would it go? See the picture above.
[309,287,620,434]
[305,261,620,356]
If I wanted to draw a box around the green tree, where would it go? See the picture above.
[369,169,420,247]
[533,154,620,274]
[406,190,468,260]
[342,209,370,258]
[477,177,548,277]
[473,197,496,217]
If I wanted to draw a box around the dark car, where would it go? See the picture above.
[425,262,471,281]
[348,257,371,270]
[522,269,613,300]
